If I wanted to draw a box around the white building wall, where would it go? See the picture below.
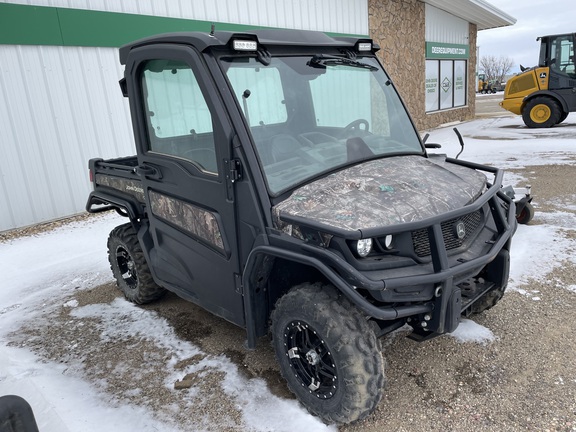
[0,45,132,230]
[0,0,368,231]
[425,3,469,44]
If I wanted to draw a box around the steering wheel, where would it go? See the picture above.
[341,119,370,138]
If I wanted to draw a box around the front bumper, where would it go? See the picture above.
[268,160,516,336]
[500,97,523,115]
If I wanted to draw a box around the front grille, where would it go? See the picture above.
[411,210,483,257]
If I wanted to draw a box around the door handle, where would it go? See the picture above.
[134,164,162,180]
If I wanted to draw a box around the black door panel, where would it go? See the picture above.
[125,45,245,326]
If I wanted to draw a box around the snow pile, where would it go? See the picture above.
[449,319,496,344]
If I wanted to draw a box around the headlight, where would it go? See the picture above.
[383,234,394,250]
[355,238,373,257]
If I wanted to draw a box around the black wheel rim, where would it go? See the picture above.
[115,246,138,288]
[283,320,338,399]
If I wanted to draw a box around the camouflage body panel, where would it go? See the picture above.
[149,190,224,251]
[273,155,486,233]
[95,174,145,203]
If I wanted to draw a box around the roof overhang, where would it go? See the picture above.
[423,0,516,30]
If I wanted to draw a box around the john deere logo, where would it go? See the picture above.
[455,221,466,239]
[442,77,452,92]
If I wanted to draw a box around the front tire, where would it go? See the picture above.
[557,110,569,125]
[107,223,166,304]
[271,283,385,424]
[470,287,505,315]
[522,97,561,128]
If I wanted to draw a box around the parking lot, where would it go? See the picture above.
[475,93,510,118]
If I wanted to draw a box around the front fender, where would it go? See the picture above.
[523,90,569,113]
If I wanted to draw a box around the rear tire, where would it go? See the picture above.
[522,97,561,128]
[107,223,166,304]
[271,283,385,424]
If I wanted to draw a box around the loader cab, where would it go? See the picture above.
[539,33,576,85]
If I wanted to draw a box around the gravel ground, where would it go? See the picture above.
[5,163,576,431]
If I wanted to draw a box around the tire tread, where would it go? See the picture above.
[107,223,165,304]
[271,282,385,424]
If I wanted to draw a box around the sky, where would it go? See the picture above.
[477,0,576,73]
[1,113,576,430]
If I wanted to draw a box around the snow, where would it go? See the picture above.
[0,215,333,431]
[1,113,576,430]
[448,319,496,345]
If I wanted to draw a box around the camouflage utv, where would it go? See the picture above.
[87,29,516,424]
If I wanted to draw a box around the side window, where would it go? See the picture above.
[550,36,574,76]
[559,37,575,77]
[142,60,218,174]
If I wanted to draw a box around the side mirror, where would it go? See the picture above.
[423,133,442,149]
[453,127,464,159]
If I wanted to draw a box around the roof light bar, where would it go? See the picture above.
[233,40,258,51]
[357,42,372,52]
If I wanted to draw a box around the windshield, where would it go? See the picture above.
[222,55,423,194]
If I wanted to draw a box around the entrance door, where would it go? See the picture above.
[126,45,244,326]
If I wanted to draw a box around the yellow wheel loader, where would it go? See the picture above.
[477,74,494,93]
[500,33,576,128]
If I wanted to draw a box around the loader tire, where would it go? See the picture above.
[522,97,561,128]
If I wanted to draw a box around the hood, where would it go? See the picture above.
[273,155,486,233]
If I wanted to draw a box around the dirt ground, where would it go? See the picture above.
[6,163,576,431]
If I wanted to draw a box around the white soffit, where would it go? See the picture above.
[423,0,516,30]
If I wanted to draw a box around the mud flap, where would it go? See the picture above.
[445,287,462,333]
[485,249,510,290]
[409,282,461,341]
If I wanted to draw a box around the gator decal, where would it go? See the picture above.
[95,174,145,203]
[273,155,486,233]
[148,190,224,251]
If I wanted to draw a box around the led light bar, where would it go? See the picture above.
[233,40,258,51]
[357,42,372,51]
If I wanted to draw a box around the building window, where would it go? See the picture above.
[424,41,469,113]
[454,60,467,106]
[425,59,467,112]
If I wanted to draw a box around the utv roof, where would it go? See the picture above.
[119,29,376,65]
